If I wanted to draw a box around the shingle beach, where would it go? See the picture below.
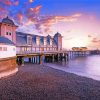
[0,64,100,100]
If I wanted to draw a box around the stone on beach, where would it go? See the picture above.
[0,64,100,100]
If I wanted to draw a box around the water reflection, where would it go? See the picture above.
[47,55,100,81]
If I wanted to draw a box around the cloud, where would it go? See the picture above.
[4,0,11,6]
[0,0,12,6]
[91,38,99,43]
[13,0,19,6]
[30,5,42,15]
[0,0,81,35]
[88,35,92,38]
[0,8,5,12]
[72,13,82,17]
[34,13,81,33]
[64,37,74,40]
[29,0,34,3]
[15,13,23,25]
[0,0,14,18]
[24,5,42,22]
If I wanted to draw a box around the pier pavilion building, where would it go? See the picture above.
[16,31,62,54]
[0,16,62,54]
[0,17,65,68]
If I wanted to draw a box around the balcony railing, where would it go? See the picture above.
[16,50,67,55]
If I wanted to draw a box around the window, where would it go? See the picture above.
[3,47,7,51]
[6,32,8,35]
[44,38,47,45]
[6,32,11,35]
[27,36,32,45]
[36,37,40,46]
[0,47,7,51]
[9,33,11,35]
[0,47,2,51]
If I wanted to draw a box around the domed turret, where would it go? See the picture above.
[0,16,18,44]
[54,32,62,37]
[2,16,15,25]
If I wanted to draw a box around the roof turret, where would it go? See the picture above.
[2,16,15,25]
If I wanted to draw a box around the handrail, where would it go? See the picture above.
[16,50,68,55]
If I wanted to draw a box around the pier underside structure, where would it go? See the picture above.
[16,51,68,66]
[16,50,90,66]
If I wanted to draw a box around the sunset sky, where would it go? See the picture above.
[0,0,100,49]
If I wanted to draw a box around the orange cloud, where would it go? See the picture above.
[29,0,33,3]
[23,5,42,24]
[5,0,11,6]
[16,13,23,25]
[30,5,42,15]
[72,13,82,17]
[34,13,82,33]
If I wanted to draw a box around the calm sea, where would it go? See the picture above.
[46,55,100,81]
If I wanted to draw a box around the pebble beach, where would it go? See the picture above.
[0,64,100,100]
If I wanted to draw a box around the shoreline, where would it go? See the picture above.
[0,64,100,100]
[45,63,100,81]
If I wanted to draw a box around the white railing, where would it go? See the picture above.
[16,50,67,55]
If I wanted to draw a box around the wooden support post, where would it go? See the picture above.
[50,55,52,62]
[56,54,58,62]
[34,56,36,64]
[39,55,42,64]
[33,56,35,64]
[32,57,35,64]
[35,56,38,64]
[64,53,66,62]
[52,55,54,62]
[16,57,19,66]
[66,53,69,61]
[18,57,24,66]
[58,53,60,62]
[22,57,24,66]
[29,58,31,63]
[44,55,46,63]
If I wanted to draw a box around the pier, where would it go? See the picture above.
[0,16,94,68]
[16,50,90,66]
[16,50,68,66]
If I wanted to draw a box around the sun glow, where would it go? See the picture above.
[63,37,89,49]
[70,38,88,47]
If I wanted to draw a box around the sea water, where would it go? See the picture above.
[46,55,100,81]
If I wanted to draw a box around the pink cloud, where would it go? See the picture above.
[16,13,23,25]
[34,13,82,33]
[4,0,11,6]
[28,0,33,3]
[13,0,19,6]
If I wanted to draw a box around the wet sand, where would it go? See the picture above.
[0,64,100,100]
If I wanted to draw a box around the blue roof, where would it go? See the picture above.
[16,35,27,45]
[16,32,58,46]
[0,36,15,45]
[16,32,27,36]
